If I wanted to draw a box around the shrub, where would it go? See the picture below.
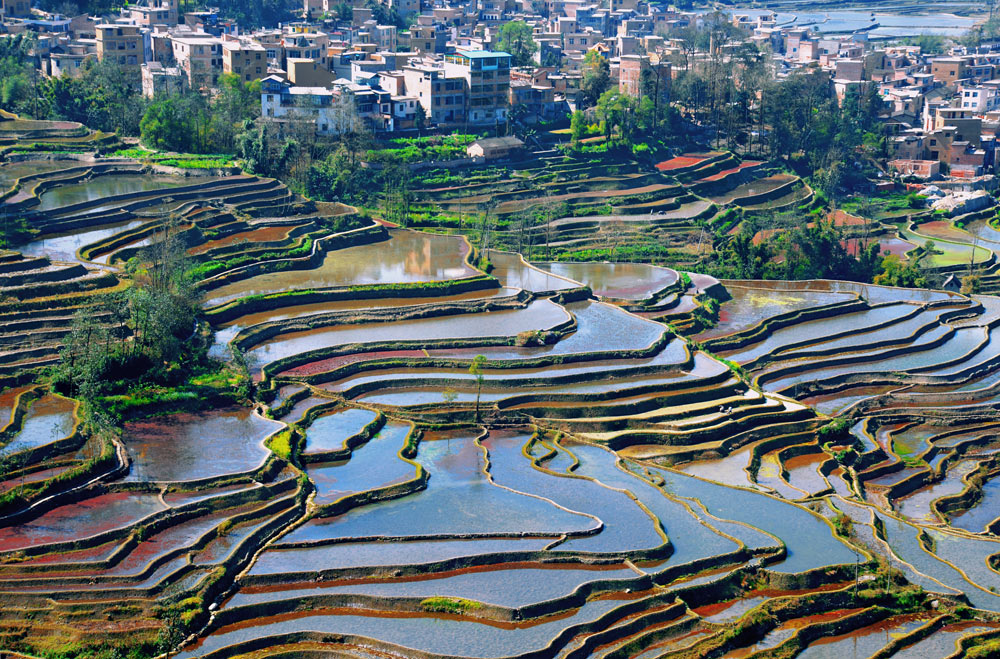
[420,597,482,614]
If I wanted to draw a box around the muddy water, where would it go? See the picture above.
[0,491,166,552]
[36,176,186,211]
[302,407,379,454]
[722,608,867,658]
[4,394,76,453]
[795,613,931,659]
[122,406,280,482]
[534,261,678,299]
[0,386,30,431]
[245,298,570,364]
[204,229,478,306]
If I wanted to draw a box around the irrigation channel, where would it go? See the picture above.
[4,145,1000,658]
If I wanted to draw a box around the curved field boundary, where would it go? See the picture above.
[196,222,388,291]
[702,298,868,352]
[204,275,501,326]
[22,174,259,219]
[745,303,970,372]
[232,290,533,352]
[739,304,927,369]
[761,325,967,395]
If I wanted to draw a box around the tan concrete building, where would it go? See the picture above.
[1,0,31,18]
[96,24,142,67]
[930,57,967,85]
[125,0,178,27]
[444,50,511,125]
[618,54,669,101]
[222,40,267,82]
[286,58,335,86]
[402,63,468,124]
[171,34,223,90]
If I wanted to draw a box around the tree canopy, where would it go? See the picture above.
[497,21,538,67]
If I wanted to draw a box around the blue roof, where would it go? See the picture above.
[457,50,511,58]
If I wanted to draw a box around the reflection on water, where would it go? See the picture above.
[205,229,477,305]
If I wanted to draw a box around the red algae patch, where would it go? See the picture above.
[0,492,166,552]
[188,225,295,255]
[655,155,707,171]
[279,350,427,377]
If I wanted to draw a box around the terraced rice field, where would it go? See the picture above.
[5,147,1000,658]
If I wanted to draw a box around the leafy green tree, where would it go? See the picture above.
[470,355,487,422]
[236,121,297,178]
[211,73,262,153]
[497,20,538,67]
[596,89,639,145]
[0,33,42,118]
[569,109,585,147]
[874,254,926,288]
[140,97,197,152]
[581,50,611,107]
[414,103,427,133]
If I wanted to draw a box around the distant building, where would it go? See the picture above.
[618,54,669,101]
[222,39,267,82]
[96,24,143,67]
[171,34,223,90]
[142,61,185,97]
[467,136,525,161]
[444,50,511,125]
[1,0,31,19]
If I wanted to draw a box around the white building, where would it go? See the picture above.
[958,82,1000,113]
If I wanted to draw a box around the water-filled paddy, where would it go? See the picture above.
[487,250,578,292]
[695,284,855,342]
[0,491,166,552]
[204,229,478,305]
[3,394,76,453]
[950,474,1000,532]
[36,176,186,212]
[891,621,1000,658]
[795,614,931,659]
[245,298,570,364]
[122,406,280,482]
[250,537,554,575]
[175,594,637,659]
[719,303,916,365]
[302,421,416,505]
[234,563,639,609]
[533,261,678,299]
[302,407,379,454]
[0,160,76,189]
[19,219,149,262]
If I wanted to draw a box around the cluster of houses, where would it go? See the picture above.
[2,0,1000,180]
[734,12,1000,181]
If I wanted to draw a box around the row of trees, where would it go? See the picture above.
[710,220,886,283]
[139,74,262,153]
